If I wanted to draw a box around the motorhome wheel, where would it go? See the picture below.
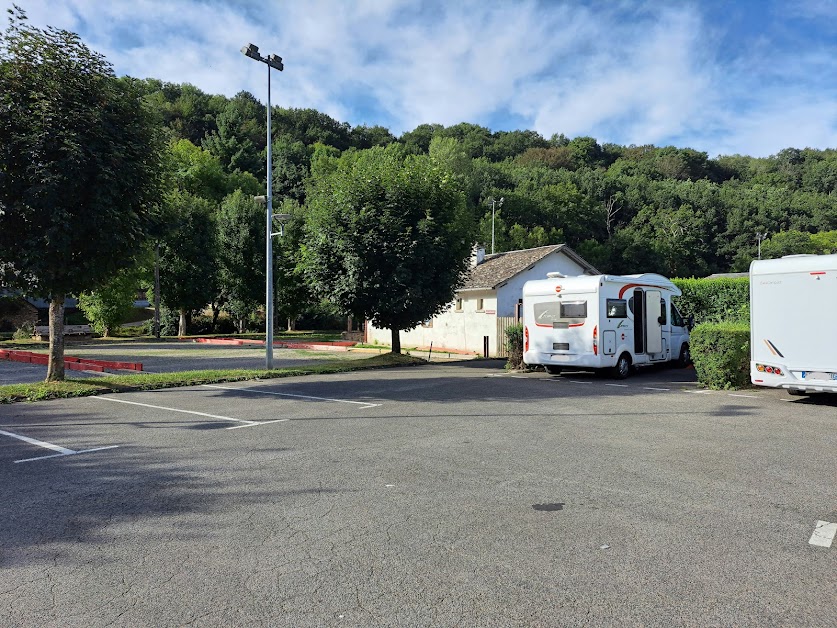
[613,353,631,379]
[677,344,691,368]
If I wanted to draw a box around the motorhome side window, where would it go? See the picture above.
[606,299,627,318]
[659,298,667,325]
[671,303,684,327]
[560,301,587,318]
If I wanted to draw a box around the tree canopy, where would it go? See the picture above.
[0,8,165,379]
[302,145,473,352]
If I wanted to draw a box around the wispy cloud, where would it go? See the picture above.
[12,0,837,157]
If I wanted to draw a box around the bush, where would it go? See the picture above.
[672,277,749,324]
[12,321,34,340]
[505,323,524,370]
[690,322,750,389]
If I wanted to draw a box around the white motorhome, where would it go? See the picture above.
[750,254,837,395]
[522,273,691,378]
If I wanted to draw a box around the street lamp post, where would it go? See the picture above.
[242,43,283,369]
[487,196,504,254]
[756,231,768,260]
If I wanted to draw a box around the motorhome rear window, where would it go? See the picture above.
[606,299,627,318]
[533,302,562,324]
[560,301,587,318]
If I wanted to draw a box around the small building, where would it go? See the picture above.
[366,244,599,357]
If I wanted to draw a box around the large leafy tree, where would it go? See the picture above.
[159,192,217,336]
[0,8,164,380]
[303,145,473,353]
[216,190,265,332]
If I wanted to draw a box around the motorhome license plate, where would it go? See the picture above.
[553,342,569,351]
[801,371,837,380]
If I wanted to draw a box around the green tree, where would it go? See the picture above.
[159,192,218,336]
[0,8,165,380]
[303,145,473,353]
[760,230,817,259]
[78,263,146,337]
[216,190,265,332]
[202,90,265,178]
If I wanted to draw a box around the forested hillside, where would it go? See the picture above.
[139,79,837,281]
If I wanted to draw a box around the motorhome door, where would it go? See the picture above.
[645,290,663,354]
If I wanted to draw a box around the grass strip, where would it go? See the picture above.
[0,353,424,404]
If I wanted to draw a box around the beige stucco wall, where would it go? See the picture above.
[366,290,499,355]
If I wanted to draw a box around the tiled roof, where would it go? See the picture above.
[460,244,598,291]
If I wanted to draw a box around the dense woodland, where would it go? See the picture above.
[140,80,837,281]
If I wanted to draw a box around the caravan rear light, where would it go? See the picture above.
[592,325,598,356]
[756,364,766,372]
[524,326,529,352]
[766,366,774,374]
[755,363,783,376]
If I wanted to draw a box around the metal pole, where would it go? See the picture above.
[491,200,495,255]
[265,64,274,369]
[154,243,160,338]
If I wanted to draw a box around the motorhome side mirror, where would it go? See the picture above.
[687,315,695,330]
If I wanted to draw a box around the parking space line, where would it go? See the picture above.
[202,384,382,409]
[15,445,120,464]
[728,394,758,398]
[0,429,74,455]
[90,396,256,426]
[567,380,593,385]
[226,418,290,430]
[604,383,628,388]
[809,520,837,548]
[0,429,120,464]
[643,387,670,391]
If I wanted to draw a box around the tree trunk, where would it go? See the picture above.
[46,295,65,382]
[238,318,246,334]
[390,328,401,354]
[103,326,110,338]
[287,317,294,332]
[211,303,220,332]
[178,309,187,337]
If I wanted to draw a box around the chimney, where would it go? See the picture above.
[471,244,486,267]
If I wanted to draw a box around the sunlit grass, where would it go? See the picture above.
[0,353,424,403]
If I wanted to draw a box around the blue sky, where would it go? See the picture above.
[15,0,837,157]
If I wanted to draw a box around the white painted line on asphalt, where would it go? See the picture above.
[605,383,628,388]
[509,376,529,379]
[202,384,382,409]
[15,445,120,464]
[809,520,837,548]
[0,429,74,455]
[567,380,593,385]
[728,394,758,398]
[226,418,289,431]
[684,390,713,394]
[643,387,670,391]
[90,396,256,426]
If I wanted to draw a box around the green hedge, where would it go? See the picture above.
[690,322,751,389]
[672,277,749,324]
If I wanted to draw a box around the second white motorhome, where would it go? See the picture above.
[522,273,691,378]
[750,253,837,395]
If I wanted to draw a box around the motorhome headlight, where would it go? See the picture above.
[756,363,783,376]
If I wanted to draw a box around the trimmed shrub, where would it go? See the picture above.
[690,322,750,389]
[672,277,749,324]
[505,323,524,370]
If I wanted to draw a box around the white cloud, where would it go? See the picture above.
[11,0,837,156]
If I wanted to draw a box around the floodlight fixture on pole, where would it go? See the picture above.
[242,43,284,369]
[487,196,504,254]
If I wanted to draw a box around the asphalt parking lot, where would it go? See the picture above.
[1,361,834,626]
